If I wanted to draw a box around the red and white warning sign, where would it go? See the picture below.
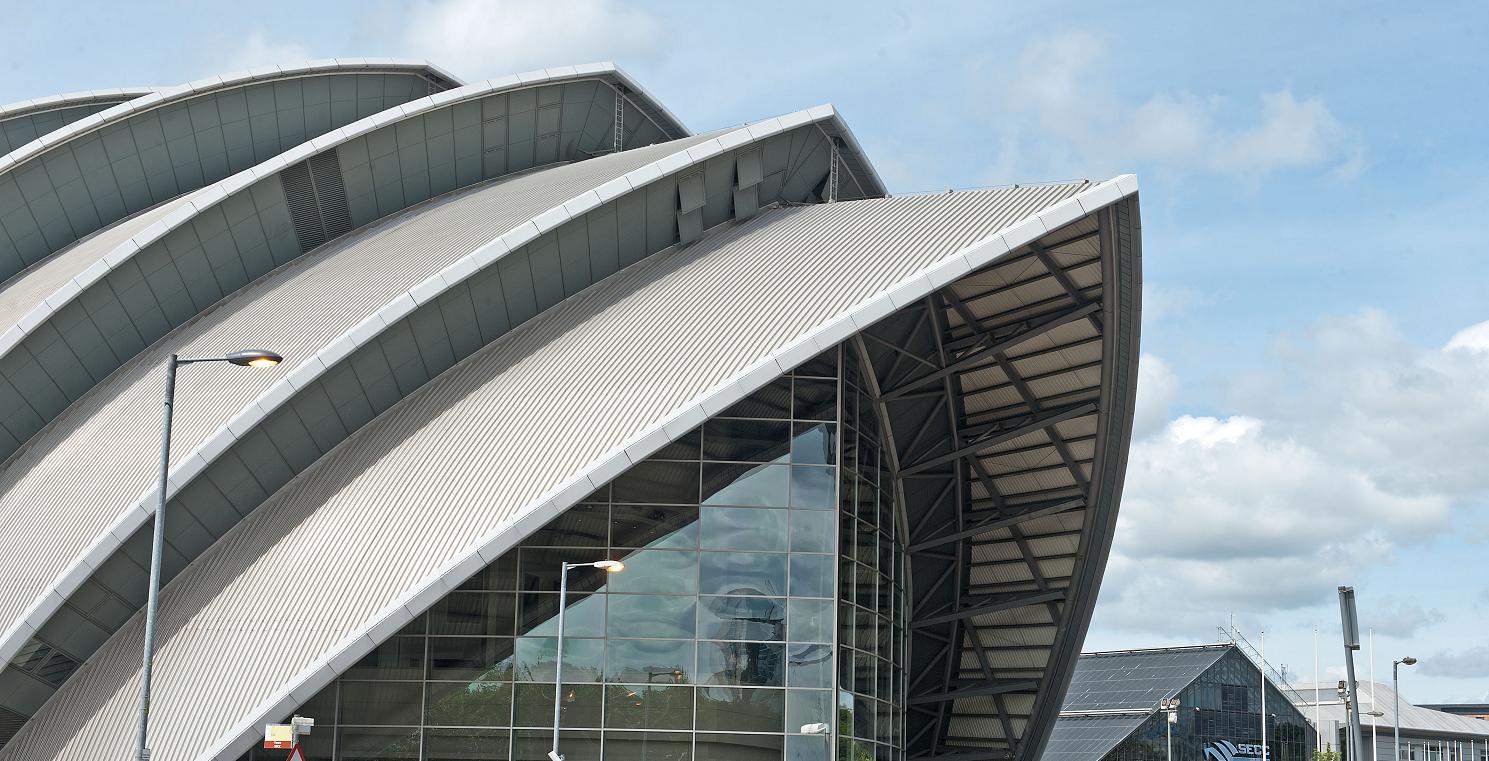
[285,746,306,761]
[264,724,294,750]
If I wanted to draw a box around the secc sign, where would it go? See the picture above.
[1204,740,1267,761]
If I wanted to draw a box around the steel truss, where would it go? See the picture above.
[851,204,1137,761]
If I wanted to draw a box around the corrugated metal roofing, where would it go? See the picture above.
[1042,712,1152,761]
[0,183,1125,761]
[1292,682,1489,739]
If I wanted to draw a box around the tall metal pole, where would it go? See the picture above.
[1316,628,1323,750]
[551,562,571,761]
[1167,707,1173,761]
[134,354,178,761]
[1370,629,1378,760]
[1341,587,1366,761]
[1393,661,1402,761]
[1262,630,1268,761]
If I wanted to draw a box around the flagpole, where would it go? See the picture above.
[1262,629,1269,760]
[1315,627,1322,750]
[1369,628,1378,761]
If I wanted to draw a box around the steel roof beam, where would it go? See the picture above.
[912,590,1066,628]
[906,497,1085,552]
[909,680,1041,705]
[902,402,1098,476]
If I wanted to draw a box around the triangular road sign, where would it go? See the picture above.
[286,745,306,761]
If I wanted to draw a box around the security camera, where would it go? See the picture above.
[291,716,315,734]
[801,723,831,735]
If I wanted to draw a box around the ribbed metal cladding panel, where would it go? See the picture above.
[0,134,719,642]
[280,160,326,252]
[308,150,352,241]
[0,194,195,330]
[0,184,1108,761]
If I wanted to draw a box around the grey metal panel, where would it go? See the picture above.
[0,63,454,284]
[1042,713,1151,761]
[0,179,1137,761]
[1060,646,1230,711]
[0,91,154,155]
[1293,682,1489,740]
[0,133,716,678]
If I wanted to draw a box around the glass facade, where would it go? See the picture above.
[242,348,908,761]
[1103,650,1312,761]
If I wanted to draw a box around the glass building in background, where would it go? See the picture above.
[238,348,905,761]
[1042,645,1315,761]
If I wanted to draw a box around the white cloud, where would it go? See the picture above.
[1418,644,1489,678]
[1359,596,1445,638]
[221,32,313,72]
[399,0,663,80]
[1094,310,1488,637]
[1446,319,1489,352]
[974,30,1363,182]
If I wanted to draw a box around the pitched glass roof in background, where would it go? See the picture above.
[1043,713,1153,761]
[1062,645,1232,711]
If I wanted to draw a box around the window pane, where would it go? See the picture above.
[697,595,786,641]
[526,502,608,547]
[721,377,792,419]
[788,598,833,643]
[701,507,788,551]
[790,466,836,509]
[613,460,700,504]
[790,554,834,598]
[700,552,788,596]
[430,592,516,636]
[791,423,836,465]
[789,510,834,554]
[696,732,785,761]
[518,592,604,638]
[793,378,837,421]
[425,681,512,727]
[698,641,785,686]
[654,427,701,460]
[611,504,698,549]
[511,683,602,728]
[608,594,697,639]
[604,684,695,729]
[787,689,833,735]
[513,729,601,761]
[337,727,420,760]
[788,644,834,688]
[788,734,830,761]
[456,554,517,591]
[424,727,511,761]
[795,349,838,378]
[696,688,786,733]
[606,638,695,684]
[516,547,607,593]
[513,637,603,682]
[339,681,423,725]
[428,637,515,681]
[704,419,791,462]
[609,550,698,594]
[702,462,789,507]
[344,635,424,680]
[604,731,695,761]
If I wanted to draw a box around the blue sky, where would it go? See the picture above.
[5,1,1486,702]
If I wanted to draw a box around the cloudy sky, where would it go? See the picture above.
[5,1,1486,701]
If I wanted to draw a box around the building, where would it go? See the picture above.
[1043,644,1315,761]
[1419,707,1489,723]
[1292,683,1489,761]
[0,59,1141,761]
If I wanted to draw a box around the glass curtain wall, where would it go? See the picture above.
[242,347,904,760]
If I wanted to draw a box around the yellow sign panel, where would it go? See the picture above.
[263,724,294,749]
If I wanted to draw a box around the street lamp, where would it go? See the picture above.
[549,559,623,761]
[1161,697,1180,761]
[134,350,283,761]
[1394,657,1417,761]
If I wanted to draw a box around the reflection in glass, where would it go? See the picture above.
[526,502,608,547]
[516,547,606,593]
[698,641,785,686]
[611,504,698,549]
[696,732,785,761]
[790,466,836,509]
[704,418,791,462]
[604,684,694,729]
[787,644,834,689]
[514,729,601,760]
[701,507,788,552]
[428,637,514,681]
[722,377,792,419]
[606,638,695,684]
[788,598,833,643]
[423,727,510,761]
[608,550,698,594]
[700,552,788,596]
[702,462,789,507]
[607,594,697,639]
[430,593,515,636]
[696,596,785,641]
[512,683,602,728]
[696,688,786,733]
[424,681,512,727]
[336,726,420,760]
[791,422,836,465]
[787,689,833,735]
[339,681,422,725]
[603,731,695,761]
[345,636,424,680]
[513,637,603,682]
[613,460,701,504]
[789,510,834,554]
[519,592,603,638]
[792,378,837,421]
[787,733,830,761]
[789,554,834,599]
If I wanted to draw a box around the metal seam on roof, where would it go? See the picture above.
[159,178,1134,761]
[0,105,872,677]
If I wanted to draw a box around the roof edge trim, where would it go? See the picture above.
[185,173,1140,761]
[0,104,874,673]
[0,88,158,123]
[0,58,460,176]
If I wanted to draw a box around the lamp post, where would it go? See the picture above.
[549,559,623,761]
[1394,657,1417,761]
[134,350,283,761]
[1161,697,1180,761]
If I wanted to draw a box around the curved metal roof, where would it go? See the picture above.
[0,63,695,465]
[0,59,459,284]
[0,175,1137,761]
[0,88,157,155]
[0,104,878,739]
